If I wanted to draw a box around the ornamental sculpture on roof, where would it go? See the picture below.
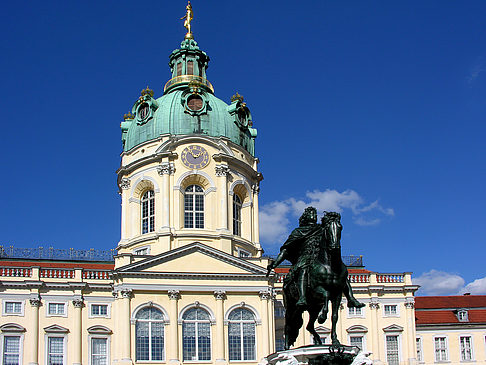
[181,1,194,39]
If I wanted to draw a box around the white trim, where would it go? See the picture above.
[175,170,216,191]
[229,179,253,204]
[45,301,68,318]
[433,335,449,362]
[236,247,251,258]
[224,303,261,325]
[347,306,365,318]
[383,303,400,317]
[129,175,160,198]
[2,300,24,317]
[348,334,366,352]
[384,333,402,365]
[132,302,170,324]
[133,245,151,256]
[45,334,67,365]
[0,332,24,365]
[179,303,216,325]
[416,336,424,363]
[88,303,111,319]
[88,334,111,365]
[459,334,475,362]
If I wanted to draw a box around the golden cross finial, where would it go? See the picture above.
[181,1,194,39]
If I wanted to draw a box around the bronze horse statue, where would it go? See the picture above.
[269,210,364,350]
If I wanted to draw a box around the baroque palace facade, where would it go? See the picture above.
[0,28,422,365]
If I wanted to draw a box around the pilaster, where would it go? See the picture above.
[214,290,227,364]
[72,297,84,365]
[259,289,272,356]
[215,165,230,232]
[28,296,41,365]
[120,289,133,364]
[168,290,181,364]
[369,298,383,364]
[158,162,175,230]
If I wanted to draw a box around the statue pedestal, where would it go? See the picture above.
[263,345,371,365]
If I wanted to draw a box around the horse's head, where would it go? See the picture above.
[322,212,342,250]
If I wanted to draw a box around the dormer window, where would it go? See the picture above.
[457,309,468,322]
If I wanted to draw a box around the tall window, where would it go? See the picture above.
[384,304,398,316]
[233,194,242,236]
[91,337,108,365]
[434,337,448,362]
[386,335,399,365]
[184,185,204,229]
[47,337,64,365]
[3,336,21,364]
[350,336,363,350]
[182,308,211,361]
[135,307,165,361]
[460,336,473,361]
[228,308,256,361]
[141,190,155,234]
[187,60,194,75]
[416,337,423,362]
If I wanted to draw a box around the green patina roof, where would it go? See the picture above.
[121,38,257,155]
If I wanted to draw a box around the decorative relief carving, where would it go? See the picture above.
[252,184,260,195]
[157,162,176,176]
[120,178,131,190]
[120,289,133,299]
[405,298,415,309]
[369,299,380,310]
[215,165,230,177]
[30,298,42,307]
[213,290,226,300]
[168,289,181,300]
[72,298,84,308]
[259,289,273,300]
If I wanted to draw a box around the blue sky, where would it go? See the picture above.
[1,1,485,296]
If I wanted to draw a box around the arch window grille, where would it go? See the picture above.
[184,185,204,228]
[182,308,211,361]
[135,307,165,361]
[228,308,256,361]
[141,190,155,234]
[233,194,242,236]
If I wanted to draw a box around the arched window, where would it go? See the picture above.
[184,185,204,228]
[135,307,165,361]
[182,308,211,361]
[141,190,155,234]
[233,194,242,236]
[228,308,256,361]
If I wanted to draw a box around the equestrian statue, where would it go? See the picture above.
[267,207,365,350]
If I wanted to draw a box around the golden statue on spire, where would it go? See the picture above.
[181,1,194,39]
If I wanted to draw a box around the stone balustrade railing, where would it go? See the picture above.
[0,267,32,277]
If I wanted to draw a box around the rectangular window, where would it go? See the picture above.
[91,337,108,365]
[47,337,64,365]
[3,335,20,364]
[460,336,473,361]
[176,62,182,76]
[48,303,65,315]
[434,337,448,362]
[386,335,399,365]
[350,336,363,350]
[187,60,194,75]
[91,304,108,317]
[416,337,423,362]
[348,307,362,316]
[4,301,22,315]
[135,247,148,255]
[384,304,398,316]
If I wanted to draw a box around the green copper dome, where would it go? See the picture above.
[121,38,257,155]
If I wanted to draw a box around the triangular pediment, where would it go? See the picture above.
[315,326,331,334]
[116,242,267,277]
[383,324,403,332]
[44,324,69,333]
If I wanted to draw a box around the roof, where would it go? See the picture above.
[416,309,486,325]
[415,295,486,309]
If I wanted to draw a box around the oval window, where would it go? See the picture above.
[139,103,149,120]
[187,95,203,111]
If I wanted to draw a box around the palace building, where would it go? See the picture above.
[0,17,421,365]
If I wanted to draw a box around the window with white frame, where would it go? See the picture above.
[182,307,211,361]
[434,337,448,362]
[233,194,242,236]
[460,336,473,361]
[237,248,251,258]
[348,306,363,317]
[47,336,65,365]
[134,247,149,255]
[384,304,398,316]
[90,304,109,317]
[350,336,363,350]
[3,301,22,315]
[135,307,165,361]
[228,308,256,361]
[141,190,155,234]
[458,310,469,322]
[91,337,108,365]
[2,335,21,364]
[386,335,400,365]
[48,303,66,316]
[416,337,423,362]
[184,185,204,229]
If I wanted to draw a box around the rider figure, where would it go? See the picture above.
[267,207,321,308]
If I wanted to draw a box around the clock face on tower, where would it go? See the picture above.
[181,145,210,169]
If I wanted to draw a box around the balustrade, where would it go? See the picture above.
[0,267,31,277]
[40,268,74,279]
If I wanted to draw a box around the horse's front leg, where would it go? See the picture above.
[306,306,322,345]
[315,288,329,324]
[330,293,342,345]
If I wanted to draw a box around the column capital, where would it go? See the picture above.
[405,298,415,309]
[259,289,273,300]
[120,177,131,190]
[252,184,260,195]
[215,164,230,177]
[30,298,42,307]
[121,289,133,299]
[168,289,181,300]
[157,162,176,176]
[213,290,226,300]
[72,298,84,308]
[369,298,380,309]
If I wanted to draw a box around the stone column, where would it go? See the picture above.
[214,290,227,363]
[120,289,133,364]
[120,178,131,240]
[28,297,41,365]
[216,165,230,231]
[72,297,84,365]
[158,163,175,230]
[252,185,260,243]
[369,299,382,364]
[405,298,417,365]
[267,290,275,352]
[168,290,181,364]
[259,290,272,356]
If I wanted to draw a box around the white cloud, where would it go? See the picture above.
[467,57,484,85]
[259,189,393,247]
[413,270,465,295]
[462,277,486,295]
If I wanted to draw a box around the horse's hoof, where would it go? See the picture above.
[348,299,366,308]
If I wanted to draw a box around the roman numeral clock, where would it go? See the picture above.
[181,145,210,169]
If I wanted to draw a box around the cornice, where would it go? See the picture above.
[114,271,268,281]
[114,283,272,293]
